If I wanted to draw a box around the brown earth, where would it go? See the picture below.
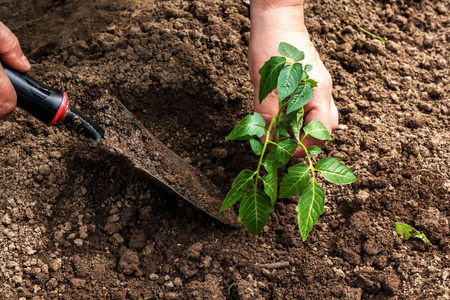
[0,0,449,299]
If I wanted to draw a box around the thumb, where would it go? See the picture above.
[0,22,30,72]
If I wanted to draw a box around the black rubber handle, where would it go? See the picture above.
[2,63,65,124]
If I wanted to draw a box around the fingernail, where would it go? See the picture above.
[22,55,31,69]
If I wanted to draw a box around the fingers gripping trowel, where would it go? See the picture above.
[3,64,238,227]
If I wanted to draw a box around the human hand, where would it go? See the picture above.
[249,1,338,157]
[0,21,31,120]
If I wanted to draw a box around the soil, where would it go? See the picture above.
[0,0,449,299]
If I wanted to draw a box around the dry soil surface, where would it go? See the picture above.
[0,0,449,299]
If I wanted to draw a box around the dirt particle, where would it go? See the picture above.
[341,286,362,300]
[50,151,62,160]
[186,242,204,259]
[355,269,383,293]
[0,121,12,137]
[12,275,23,285]
[38,164,51,175]
[25,246,36,255]
[107,214,120,224]
[74,239,83,247]
[149,273,159,281]
[112,233,125,244]
[355,190,370,205]
[236,277,261,300]
[363,239,383,255]
[341,248,361,265]
[104,223,122,235]
[1,213,12,225]
[406,113,425,128]
[393,15,408,27]
[49,258,62,272]
[128,230,147,250]
[70,278,86,288]
[173,277,183,287]
[118,249,141,276]
[211,148,228,159]
[6,149,19,165]
[67,55,79,67]
[138,206,153,220]
[79,225,88,239]
[364,39,385,55]
[415,207,449,243]
[46,278,58,290]
[186,274,223,299]
[383,272,401,296]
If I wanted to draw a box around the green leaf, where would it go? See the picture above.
[301,71,308,81]
[278,63,303,102]
[278,42,305,61]
[264,146,285,172]
[308,146,322,155]
[280,111,296,124]
[279,163,310,198]
[276,121,290,137]
[286,81,313,114]
[290,108,304,142]
[395,222,431,245]
[303,119,332,141]
[275,138,298,164]
[308,79,318,87]
[258,56,286,103]
[226,113,266,140]
[220,170,255,212]
[315,157,356,185]
[249,139,264,156]
[296,181,325,241]
[262,172,277,203]
[304,64,313,72]
[239,188,274,235]
[396,222,413,240]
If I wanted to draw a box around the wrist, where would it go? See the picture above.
[250,0,305,32]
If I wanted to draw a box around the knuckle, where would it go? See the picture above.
[0,30,21,55]
[7,35,21,53]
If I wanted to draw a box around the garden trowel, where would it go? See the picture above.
[3,64,238,227]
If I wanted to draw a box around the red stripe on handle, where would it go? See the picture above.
[48,92,69,125]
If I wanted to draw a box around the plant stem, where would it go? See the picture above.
[299,142,315,182]
[271,101,289,200]
[254,117,277,185]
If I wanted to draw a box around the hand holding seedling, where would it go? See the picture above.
[249,0,338,157]
[0,21,31,119]
[221,41,356,240]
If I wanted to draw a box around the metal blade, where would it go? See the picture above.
[92,96,239,227]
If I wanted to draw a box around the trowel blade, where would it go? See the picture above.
[93,97,239,227]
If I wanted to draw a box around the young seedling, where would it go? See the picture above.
[343,5,386,45]
[220,42,356,240]
[395,222,431,245]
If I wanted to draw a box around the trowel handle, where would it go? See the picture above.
[2,63,69,125]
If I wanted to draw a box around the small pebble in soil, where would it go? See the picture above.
[149,273,159,281]
[173,277,183,287]
[1,214,12,225]
[355,190,370,204]
[364,39,385,55]
[46,278,58,289]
